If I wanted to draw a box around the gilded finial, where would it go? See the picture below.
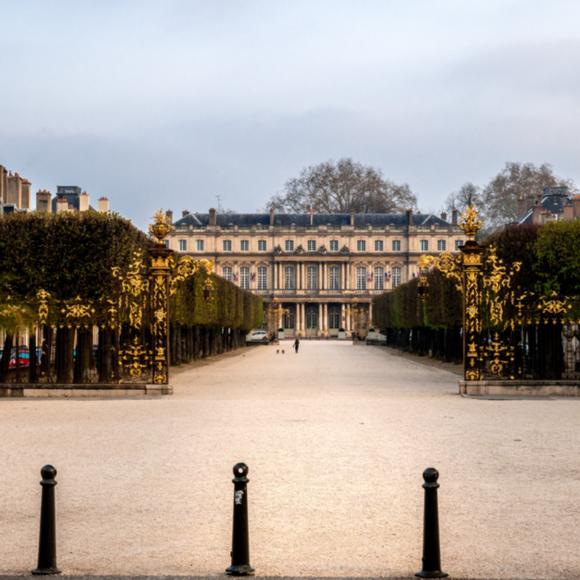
[149,210,173,244]
[459,206,482,240]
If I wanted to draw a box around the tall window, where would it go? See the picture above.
[375,240,384,251]
[223,266,233,281]
[223,240,232,252]
[285,240,294,252]
[258,239,267,251]
[455,239,463,250]
[420,239,429,252]
[284,265,296,289]
[392,239,401,251]
[392,266,401,288]
[257,266,267,290]
[196,239,204,251]
[357,240,366,252]
[179,240,187,252]
[357,266,367,290]
[437,239,446,251]
[307,239,316,252]
[240,240,249,251]
[374,267,384,290]
[307,265,318,290]
[328,305,341,329]
[329,265,340,290]
[240,267,250,289]
[329,240,339,252]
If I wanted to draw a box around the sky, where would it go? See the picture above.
[1,0,579,228]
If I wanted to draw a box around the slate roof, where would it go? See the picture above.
[518,187,572,225]
[173,212,452,229]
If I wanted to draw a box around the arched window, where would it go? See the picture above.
[223,266,233,281]
[257,266,267,290]
[284,265,296,290]
[307,265,318,290]
[374,266,384,290]
[240,266,250,289]
[329,265,340,290]
[357,266,367,290]
[392,266,401,288]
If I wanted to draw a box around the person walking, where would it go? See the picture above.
[293,336,300,354]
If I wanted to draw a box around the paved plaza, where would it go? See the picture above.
[1,342,579,579]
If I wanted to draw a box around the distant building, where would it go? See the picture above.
[34,185,110,214]
[166,208,464,338]
[0,163,31,214]
[517,187,580,225]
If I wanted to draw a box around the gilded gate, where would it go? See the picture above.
[0,211,214,386]
[421,207,579,382]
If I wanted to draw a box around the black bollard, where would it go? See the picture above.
[32,465,61,575]
[416,467,447,578]
[225,463,255,576]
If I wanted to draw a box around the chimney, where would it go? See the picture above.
[350,212,355,226]
[308,206,314,226]
[440,211,447,222]
[269,207,275,226]
[406,209,413,226]
[56,196,69,213]
[20,179,31,209]
[165,209,173,224]
[97,197,109,213]
[531,200,543,225]
[79,191,90,212]
[36,189,51,212]
[451,209,458,225]
[209,207,217,226]
[182,210,190,218]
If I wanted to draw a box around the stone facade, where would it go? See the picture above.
[167,209,464,338]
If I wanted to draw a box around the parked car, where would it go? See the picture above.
[245,329,270,344]
[366,328,387,345]
[0,346,31,368]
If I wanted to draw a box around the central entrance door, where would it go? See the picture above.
[305,304,319,337]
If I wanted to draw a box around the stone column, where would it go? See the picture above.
[318,263,322,290]
[340,303,345,330]
[318,303,323,336]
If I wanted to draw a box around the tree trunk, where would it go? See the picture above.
[98,327,113,383]
[29,333,38,383]
[0,333,13,383]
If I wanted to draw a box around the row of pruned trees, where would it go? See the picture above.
[372,221,580,365]
[0,212,262,384]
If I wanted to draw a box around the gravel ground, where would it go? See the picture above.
[0,341,579,579]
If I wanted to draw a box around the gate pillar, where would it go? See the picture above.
[459,207,483,381]
[148,211,174,385]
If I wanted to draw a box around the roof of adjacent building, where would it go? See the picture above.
[173,212,453,229]
[518,187,573,224]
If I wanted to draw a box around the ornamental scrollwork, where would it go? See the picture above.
[60,296,96,328]
[36,289,51,325]
[119,337,151,379]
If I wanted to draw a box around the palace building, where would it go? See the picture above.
[167,208,464,338]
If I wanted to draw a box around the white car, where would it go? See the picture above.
[245,329,270,344]
[366,329,387,344]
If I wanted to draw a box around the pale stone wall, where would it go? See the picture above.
[167,211,464,338]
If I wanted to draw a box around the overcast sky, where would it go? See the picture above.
[1,0,579,228]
